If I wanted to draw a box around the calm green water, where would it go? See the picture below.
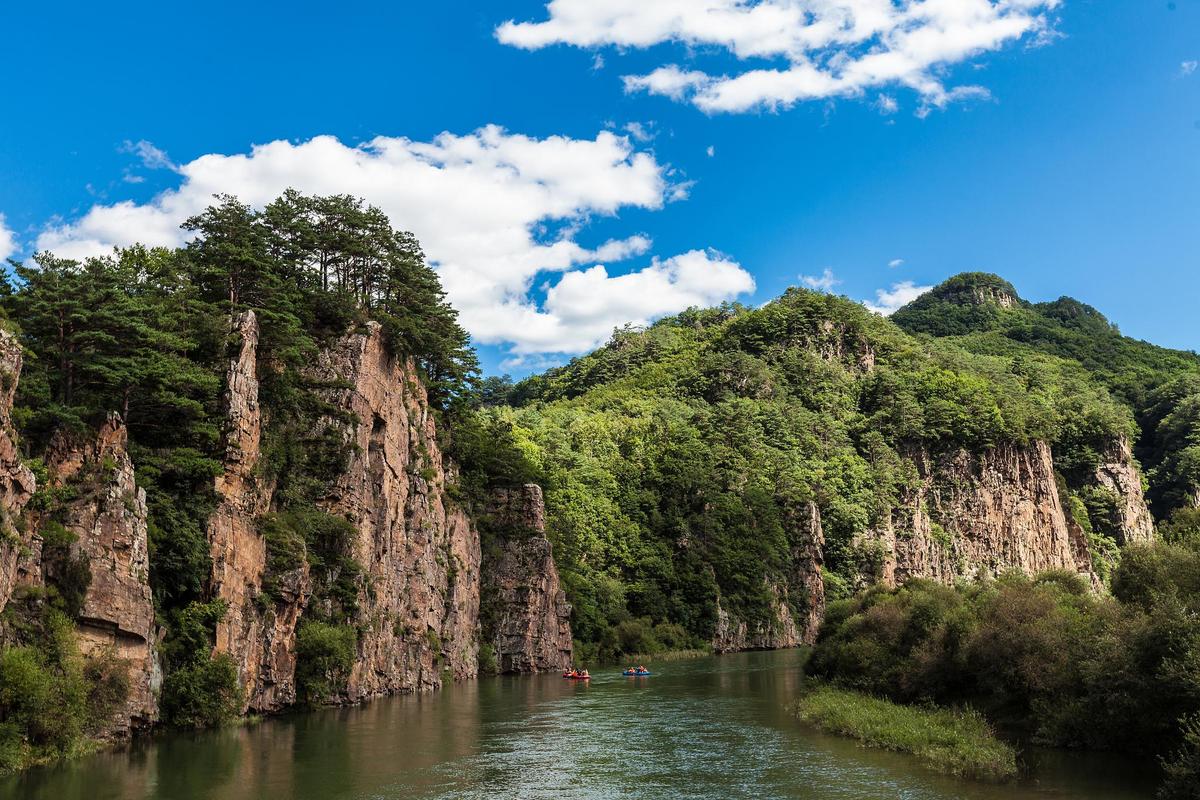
[2,650,1157,799]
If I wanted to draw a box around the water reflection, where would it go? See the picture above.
[1,650,1156,800]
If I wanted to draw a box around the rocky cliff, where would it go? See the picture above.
[0,331,159,737]
[43,414,161,736]
[1091,436,1155,545]
[207,311,311,713]
[0,329,37,610]
[312,322,481,699]
[855,440,1152,588]
[480,484,572,672]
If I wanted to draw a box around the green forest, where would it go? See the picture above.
[466,274,1199,661]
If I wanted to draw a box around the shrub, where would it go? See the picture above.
[1160,714,1200,800]
[295,622,357,706]
[477,643,498,676]
[615,618,658,656]
[160,654,242,728]
[0,605,110,772]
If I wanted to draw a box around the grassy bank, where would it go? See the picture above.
[619,648,711,664]
[794,686,1017,782]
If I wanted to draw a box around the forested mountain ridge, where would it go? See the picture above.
[485,274,1190,660]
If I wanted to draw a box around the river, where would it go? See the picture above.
[2,650,1158,799]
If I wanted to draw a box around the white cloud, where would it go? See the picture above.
[875,94,899,115]
[801,267,840,292]
[888,258,905,268]
[28,127,754,357]
[1182,61,1198,77]
[0,215,17,263]
[499,1,1061,114]
[623,121,654,141]
[706,145,715,157]
[863,280,932,315]
[592,52,606,71]
[120,139,177,171]
[539,249,755,352]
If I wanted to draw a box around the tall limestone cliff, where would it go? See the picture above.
[207,311,311,713]
[858,442,1112,588]
[0,329,37,609]
[480,484,572,673]
[42,414,160,736]
[312,322,481,699]
[1090,436,1155,545]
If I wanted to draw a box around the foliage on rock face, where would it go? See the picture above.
[158,600,241,729]
[805,543,1200,795]
[294,621,357,706]
[473,286,1138,658]
[0,591,128,771]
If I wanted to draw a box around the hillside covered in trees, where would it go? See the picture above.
[471,273,1197,660]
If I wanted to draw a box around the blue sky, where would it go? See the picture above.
[1,1,1197,376]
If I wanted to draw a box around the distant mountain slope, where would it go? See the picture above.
[487,280,1166,660]
[893,272,1200,517]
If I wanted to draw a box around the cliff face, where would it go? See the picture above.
[712,502,825,653]
[1091,436,1155,545]
[861,442,1093,588]
[44,414,160,736]
[0,329,37,609]
[208,311,311,713]
[313,322,481,699]
[481,484,572,673]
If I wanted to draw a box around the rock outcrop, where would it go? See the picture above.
[861,442,1093,588]
[1091,436,1155,545]
[481,484,572,673]
[0,329,37,609]
[712,502,825,652]
[208,311,311,713]
[313,322,481,700]
[45,414,160,736]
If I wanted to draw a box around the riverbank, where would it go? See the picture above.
[794,686,1018,782]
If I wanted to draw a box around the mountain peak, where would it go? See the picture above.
[923,272,1022,309]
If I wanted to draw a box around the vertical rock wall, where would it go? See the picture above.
[711,502,825,652]
[0,329,37,609]
[863,442,1094,588]
[312,322,481,700]
[481,484,572,672]
[1091,436,1155,545]
[44,414,160,736]
[207,311,311,713]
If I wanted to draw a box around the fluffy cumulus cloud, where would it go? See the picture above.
[0,215,17,263]
[497,0,1061,114]
[541,249,754,352]
[863,280,932,314]
[31,127,754,357]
